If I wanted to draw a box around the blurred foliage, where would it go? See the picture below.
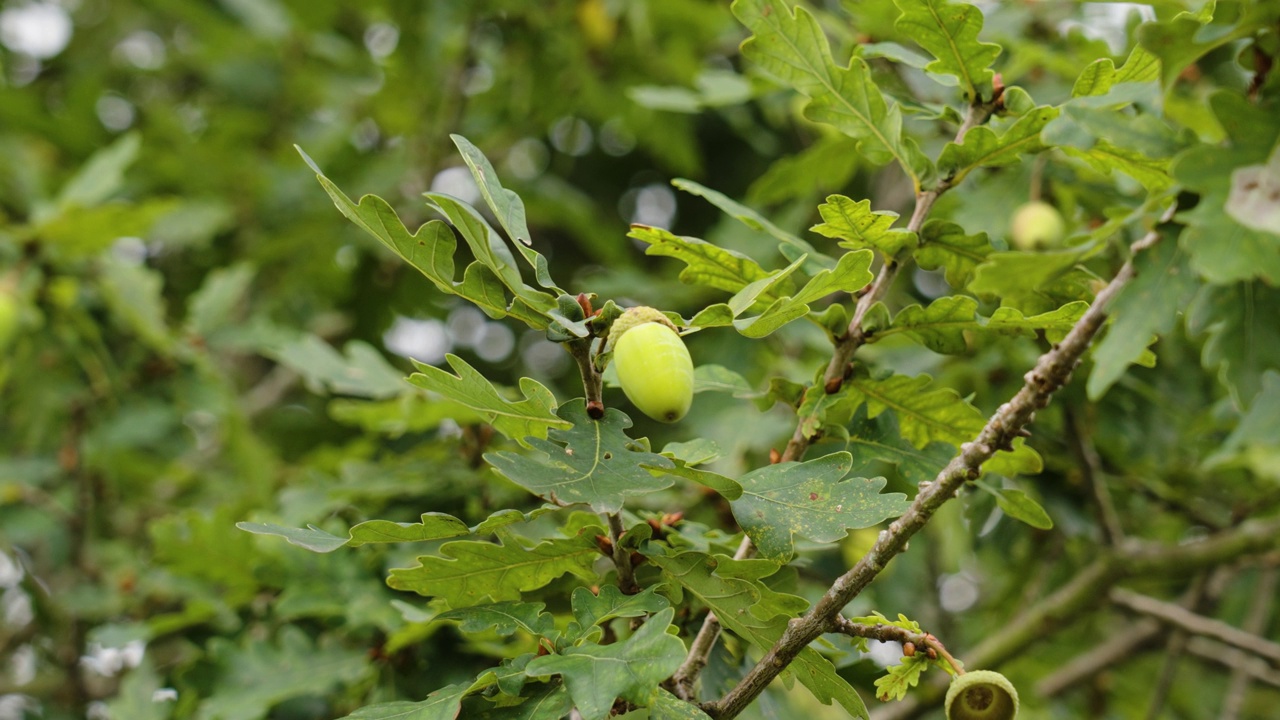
[1,1,1279,720]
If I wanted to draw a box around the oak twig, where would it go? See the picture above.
[829,617,965,677]
[1221,566,1279,720]
[679,93,1003,702]
[706,206,1179,719]
[1110,588,1280,666]
[1037,572,1217,698]
[871,519,1280,720]
[1066,406,1125,546]
[1188,636,1280,688]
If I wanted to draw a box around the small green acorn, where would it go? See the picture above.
[609,307,693,423]
[0,288,19,351]
[1009,201,1065,250]
[945,670,1019,720]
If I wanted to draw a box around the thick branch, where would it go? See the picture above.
[707,206,1179,719]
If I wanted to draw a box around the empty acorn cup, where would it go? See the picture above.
[944,669,1019,720]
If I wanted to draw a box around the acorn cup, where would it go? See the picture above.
[944,670,1019,720]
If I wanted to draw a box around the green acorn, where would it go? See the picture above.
[945,670,1019,720]
[1009,201,1065,250]
[0,287,18,351]
[609,307,693,423]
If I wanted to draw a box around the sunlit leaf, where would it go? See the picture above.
[866,295,1088,354]
[408,354,570,445]
[893,0,1001,101]
[629,224,780,297]
[810,195,917,259]
[672,178,834,271]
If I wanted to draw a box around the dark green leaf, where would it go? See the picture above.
[912,219,993,288]
[730,452,909,560]
[197,626,369,720]
[484,401,674,513]
[387,534,599,609]
[435,602,557,639]
[1205,371,1280,479]
[1138,3,1278,88]
[1186,282,1280,409]
[337,684,470,720]
[649,551,867,718]
[846,407,954,486]
[524,607,686,720]
[1171,93,1280,285]
[570,584,669,632]
[1087,233,1199,399]
[475,683,573,720]
[733,0,934,188]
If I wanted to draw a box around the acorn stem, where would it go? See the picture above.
[567,338,605,419]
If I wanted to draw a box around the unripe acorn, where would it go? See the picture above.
[609,307,693,423]
[1009,201,1065,250]
[944,670,1019,720]
[0,289,18,351]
